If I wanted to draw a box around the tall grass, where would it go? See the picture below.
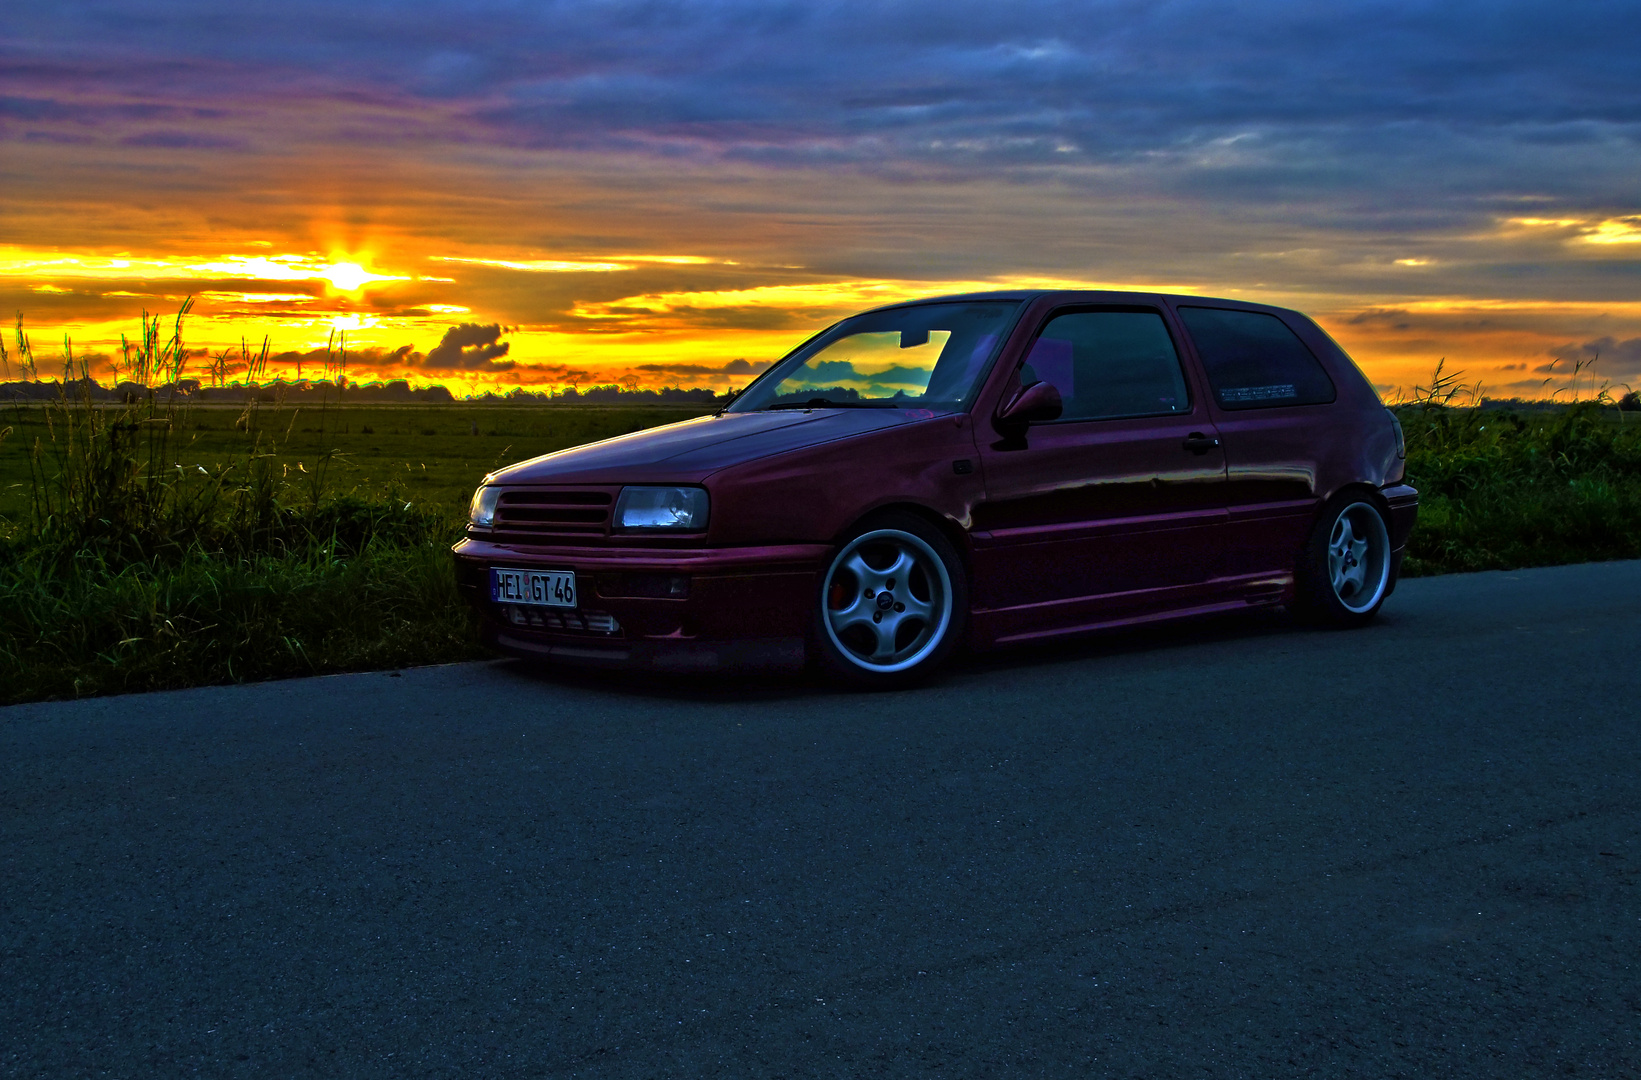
[7,305,1641,705]
[0,541,480,702]
[1393,360,1641,575]
[2,305,484,705]
[17,305,359,563]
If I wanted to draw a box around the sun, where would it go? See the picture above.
[321,261,392,292]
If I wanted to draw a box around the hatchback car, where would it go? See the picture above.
[453,290,1417,686]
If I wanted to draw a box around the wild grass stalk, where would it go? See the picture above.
[9,307,1641,704]
[3,303,482,704]
[0,537,483,703]
[1394,357,1641,574]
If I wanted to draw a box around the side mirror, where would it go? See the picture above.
[995,380,1062,437]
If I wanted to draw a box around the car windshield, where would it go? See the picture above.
[728,300,1022,413]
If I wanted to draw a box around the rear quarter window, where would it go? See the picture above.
[1177,306,1336,410]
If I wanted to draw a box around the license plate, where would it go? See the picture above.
[491,568,578,609]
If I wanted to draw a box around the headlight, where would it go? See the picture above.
[468,485,502,526]
[614,486,709,531]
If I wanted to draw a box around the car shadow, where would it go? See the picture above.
[488,654,830,705]
[965,603,1312,674]
[485,602,1404,704]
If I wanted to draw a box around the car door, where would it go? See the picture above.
[1172,304,1339,579]
[969,305,1228,634]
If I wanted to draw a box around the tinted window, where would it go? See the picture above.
[1019,310,1190,421]
[1177,307,1336,410]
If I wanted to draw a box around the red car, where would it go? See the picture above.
[453,290,1417,686]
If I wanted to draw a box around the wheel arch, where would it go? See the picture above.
[1312,481,1393,536]
[1294,481,1396,582]
[832,501,973,577]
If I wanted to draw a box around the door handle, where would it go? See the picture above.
[1182,433,1221,455]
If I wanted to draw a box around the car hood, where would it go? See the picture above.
[489,408,946,485]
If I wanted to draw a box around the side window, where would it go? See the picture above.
[1177,306,1336,410]
[1018,310,1191,421]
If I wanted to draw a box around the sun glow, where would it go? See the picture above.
[0,247,408,291]
[1505,217,1586,229]
[1502,215,1641,245]
[1581,216,1641,245]
[566,275,1193,321]
[7,230,1641,401]
[318,263,380,291]
[429,254,725,273]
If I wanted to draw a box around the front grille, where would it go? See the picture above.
[497,604,622,635]
[490,487,616,542]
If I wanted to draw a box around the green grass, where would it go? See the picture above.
[0,533,487,702]
[1395,402,1641,575]
[0,339,713,703]
[6,304,1641,706]
[0,402,713,524]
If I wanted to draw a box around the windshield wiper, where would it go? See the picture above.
[765,398,898,410]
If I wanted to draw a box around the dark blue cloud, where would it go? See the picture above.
[6,0,1640,301]
[1560,335,1641,379]
[9,1,1641,164]
[806,359,862,381]
[802,359,933,385]
[120,130,246,149]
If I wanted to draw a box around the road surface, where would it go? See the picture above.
[4,562,1638,1076]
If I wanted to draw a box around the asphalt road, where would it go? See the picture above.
[4,563,1639,1078]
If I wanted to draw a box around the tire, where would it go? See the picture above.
[1294,494,1394,628]
[812,512,968,688]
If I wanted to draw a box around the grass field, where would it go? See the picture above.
[0,392,717,705]
[0,402,714,524]
[7,378,1641,705]
[1396,401,1641,574]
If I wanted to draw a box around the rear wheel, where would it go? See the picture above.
[813,513,967,688]
[1295,494,1393,627]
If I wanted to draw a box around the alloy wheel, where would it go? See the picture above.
[821,528,954,674]
[1327,501,1391,614]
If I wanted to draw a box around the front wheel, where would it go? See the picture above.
[1294,495,1394,627]
[813,514,968,688]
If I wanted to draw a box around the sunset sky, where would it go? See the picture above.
[4,0,1640,397]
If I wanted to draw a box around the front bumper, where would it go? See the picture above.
[452,537,830,671]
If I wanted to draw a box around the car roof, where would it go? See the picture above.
[863,288,1296,316]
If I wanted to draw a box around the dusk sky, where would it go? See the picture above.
[4,0,1640,396]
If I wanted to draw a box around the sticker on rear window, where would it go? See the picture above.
[1219,383,1298,403]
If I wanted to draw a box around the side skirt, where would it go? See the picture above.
[968,572,1293,650]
